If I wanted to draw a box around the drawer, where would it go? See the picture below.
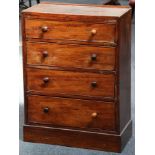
[27,95,116,131]
[27,42,116,71]
[25,19,116,43]
[27,68,115,98]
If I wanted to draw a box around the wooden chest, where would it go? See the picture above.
[22,2,132,153]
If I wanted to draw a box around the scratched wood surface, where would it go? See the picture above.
[23,3,131,17]
[26,42,116,71]
[26,67,115,98]
[22,2,132,152]
[27,95,116,131]
[25,19,116,43]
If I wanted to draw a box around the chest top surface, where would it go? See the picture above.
[22,2,131,18]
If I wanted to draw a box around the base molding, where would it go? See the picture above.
[23,121,132,153]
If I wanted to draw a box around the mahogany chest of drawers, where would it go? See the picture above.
[22,2,132,153]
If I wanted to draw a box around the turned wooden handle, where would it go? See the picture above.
[91,54,97,61]
[43,77,49,83]
[41,26,48,32]
[42,51,48,57]
[91,29,97,35]
[91,81,97,88]
[43,107,49,113]
[92,112,98,118]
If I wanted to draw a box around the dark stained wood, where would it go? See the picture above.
[26,67,115,98]
[23,121,132,153]
[117,10,132,132]
[22,3,132,153]
[26,38,117,47]
[26,42,116,71]
[27,95,116,131]
[25,18,116,43]
[27,65,117,75]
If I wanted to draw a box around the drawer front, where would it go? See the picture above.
[27,68,115,98]
[27,95,116,131]
[25,19,116,43]
[27,42,116,71]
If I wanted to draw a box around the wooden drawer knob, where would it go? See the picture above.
[91,29,97,35]
[92,112,97,118]
[91,81,97,88]
[42,51,48,57]
[91,54,97,61]
[43,107,49,113]
[43,77,49,83]
[41,26,48,32]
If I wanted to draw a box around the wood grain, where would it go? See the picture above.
[22,3,131,18]
[25,19,116,43]
[22,3,132,152]
[26,42,116,71]
[27,95,116,131]
[24,121,132,152]
[117,10,132,132]
[26,67,115,98]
